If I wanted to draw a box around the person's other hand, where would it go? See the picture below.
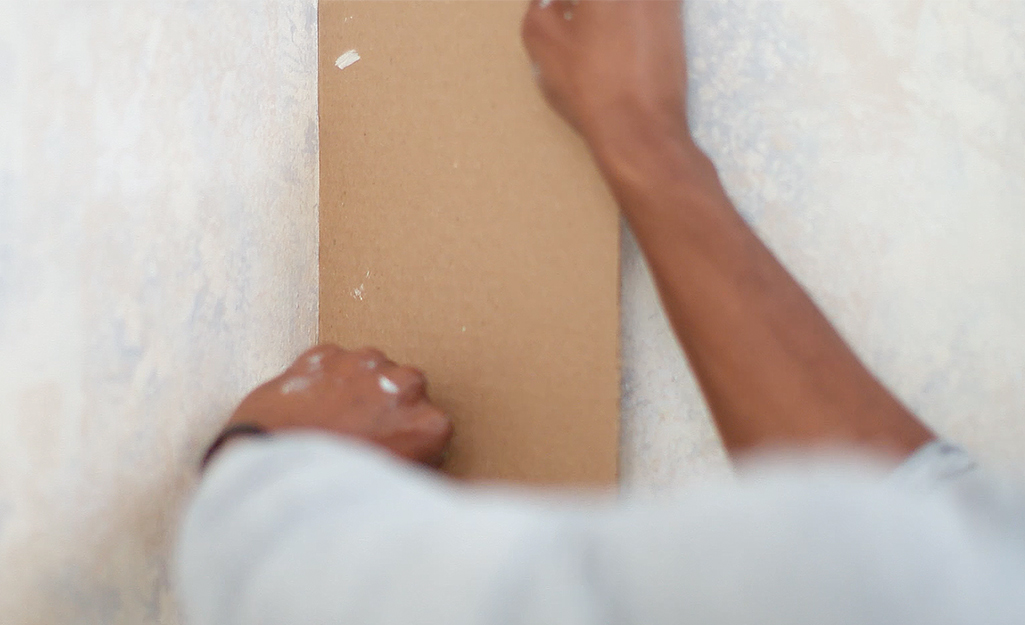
[227,344,453,467]
[522,0,690,152]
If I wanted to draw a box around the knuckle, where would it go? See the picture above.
[394,366,427,396]
[405,366,427,385]
[428,411,454,442]
[295,344,342,368]
[521,14,535,40]
[415,404,450,434]
[415,408,453,466]
[522,6,544,41]
[352,346,387,367]
[353,346,385,359]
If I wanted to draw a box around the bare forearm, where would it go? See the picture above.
[595,135,934,459]
[520,0,931,460]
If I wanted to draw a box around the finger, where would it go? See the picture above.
[538,0,578,9]
[522,0,562,45]
[376,365,427,405]
[293,344,344,373]
[386,404,452,467]
[545,0,578,21]
[350,346,391,371]
[413,405,454,467]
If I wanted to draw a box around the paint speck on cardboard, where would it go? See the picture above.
[335,50,360,71]
[350,270,370,301]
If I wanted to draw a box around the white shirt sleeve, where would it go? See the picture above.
[175,434,1025,625]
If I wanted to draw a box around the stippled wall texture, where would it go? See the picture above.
[621,0,1025,490]
[0,2,319,623]
[0,0,1023,623]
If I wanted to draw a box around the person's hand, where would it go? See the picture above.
[225,344,453,467]
[522,0,690,153]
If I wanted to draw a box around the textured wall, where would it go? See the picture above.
[0,2,318,623]
[621,0,1025,491]
[1,0,1024,622]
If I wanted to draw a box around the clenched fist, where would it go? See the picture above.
[224,344,453,467]
[522,0,690,154]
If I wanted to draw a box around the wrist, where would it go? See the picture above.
[592,124,717,206]
[589,121,745,253]
[201,422,270,470]
[590,121,707,185]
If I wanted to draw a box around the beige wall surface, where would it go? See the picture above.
[0,2,319,623]
[0,0,1023,622]
[621,0,1025,491]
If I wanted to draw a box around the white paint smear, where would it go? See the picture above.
[305,352,324,372]
[335,50,361,71]
[378,375,399,394]
[280,376,311,395]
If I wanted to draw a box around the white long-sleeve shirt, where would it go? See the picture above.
[175,435,1025,625]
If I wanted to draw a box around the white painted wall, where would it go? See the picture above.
[0,2,318,623]
[0,0,1023,622]
[622,0,1025,490]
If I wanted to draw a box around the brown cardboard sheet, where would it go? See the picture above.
[319,1,620,486]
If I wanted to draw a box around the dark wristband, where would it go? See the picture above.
[201,423,270,470]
